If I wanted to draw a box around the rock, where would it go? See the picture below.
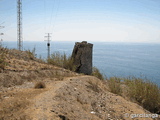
[71,41,93,75]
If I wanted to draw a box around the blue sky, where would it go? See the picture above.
[0,0,160,43]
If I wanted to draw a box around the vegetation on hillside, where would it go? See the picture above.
[1,46,159,115]
[107,77,160,114]
[92,67,104,80]
[26,47,37,60]
[34,81,46,89]
[47,52,76,71]
[0,47,8,71]
[47,52,105,80]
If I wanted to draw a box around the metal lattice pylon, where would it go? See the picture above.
[17,0,23,51]
[44,33,51,59]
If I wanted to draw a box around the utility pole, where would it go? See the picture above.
[17,0,23,51]
[0,25,4,45]
[44,33,51,59]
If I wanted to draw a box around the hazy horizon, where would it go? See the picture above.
[0,0,160,43]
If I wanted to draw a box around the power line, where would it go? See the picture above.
[17,0,23,51]
[51,0,60,35]
[49,0,55,31]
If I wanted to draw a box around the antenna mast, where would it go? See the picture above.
[17,0,23,51]
[45,33,51,59]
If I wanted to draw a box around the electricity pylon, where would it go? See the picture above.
[17,0,23,51]
[44,33,52,59]
[0,25,4,45]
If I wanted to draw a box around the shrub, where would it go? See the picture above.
[26,47,36,60]
[124,77,160,114]
[34,81,46,89]
[87,79,101,93]
[107,77,122,95]
[47,52,76,71]
[0,48,8,70]
[92,67,104,80]
[107,77,160,114]
[0,56,6,70]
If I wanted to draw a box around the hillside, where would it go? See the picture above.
[0,47,159,120]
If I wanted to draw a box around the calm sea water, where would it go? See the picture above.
[2,41,160,85]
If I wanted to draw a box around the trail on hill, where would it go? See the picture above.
[0,75,158,120]
[25,76,155,119]
[25,79,67,120]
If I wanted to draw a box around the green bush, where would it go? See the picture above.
[47,52,76,71]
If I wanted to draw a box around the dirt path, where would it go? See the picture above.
[25,79,70,120]
[0,76,159,120]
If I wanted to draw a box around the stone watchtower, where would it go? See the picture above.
[71,41,93,75]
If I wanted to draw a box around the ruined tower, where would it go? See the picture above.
[71,41,93,75]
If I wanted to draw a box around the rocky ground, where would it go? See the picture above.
[0,47,159,120]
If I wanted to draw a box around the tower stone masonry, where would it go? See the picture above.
[71,41,93,75]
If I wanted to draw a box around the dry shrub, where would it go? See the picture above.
[92,67,104,80]
[0,73,24,87]
[47,52,76,71]
[34,81,46,89]
[0,98,30,119]
[87,78,102,93]
[124,77,160,114]
[0,47,8,70]
[26,47,36,60]
[0,88,45,119]
[108,77,122,95]
[107,77,160,114]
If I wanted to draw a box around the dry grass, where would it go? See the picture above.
[87,79,102,93]
[107,77,160,114]
[0,47,8,71]
[0,88,47,119]
[107,77,122,95]
[34,81,46,89]
[124,77,160,114]
[47,52,76,71]
[91,67,104,80]
[0,68,76,88]
[0,92,2,100]
[26,47,36,60]
[0,46,78,88]
[0,98,30,119]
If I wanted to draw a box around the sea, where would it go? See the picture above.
[2,41,160,86]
